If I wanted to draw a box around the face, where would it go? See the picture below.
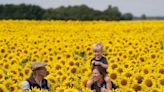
[36,67,48,77]
[93,50,102,58]
[92,69,103,82]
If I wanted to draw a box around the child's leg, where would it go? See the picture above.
[86,78,94,89]
[104,75,112,90]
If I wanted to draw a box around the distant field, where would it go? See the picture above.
[0,20,164,92]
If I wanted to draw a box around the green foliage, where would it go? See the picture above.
[0,4,133,20]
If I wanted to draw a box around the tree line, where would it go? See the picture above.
[0,4,134,20]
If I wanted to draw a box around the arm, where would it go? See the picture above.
[94,57,108,69]
[104,76,112,91]
[21,81,30,91]
[47,81,51,91]
[94,62,108,69]
[100,57,108,69]
[90,60,96,69]
[100,62,108,69]
[92,90,96,92]
[101,88,111,92]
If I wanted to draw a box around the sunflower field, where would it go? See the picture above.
[0,20,164,92]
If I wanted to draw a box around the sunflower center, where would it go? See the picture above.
[111,64,118,69]
[121,79,127,86]
[159,69,164,74]
[71,68,76,73]
[0,88,4,92]
[110,73,117,80]
[145,79,152,87]
[133,84,141,91]
[160,79,164,85]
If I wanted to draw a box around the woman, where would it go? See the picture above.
[91,66,110,92]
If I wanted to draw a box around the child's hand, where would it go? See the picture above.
[94,62,101,65]
[91,60,96,65]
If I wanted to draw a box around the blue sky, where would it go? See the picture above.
[0,0,163,16]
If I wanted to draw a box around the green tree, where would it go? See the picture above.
[121,13,133,20]
[103,5,122,20]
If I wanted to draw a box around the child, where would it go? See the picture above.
[86,42,112,90]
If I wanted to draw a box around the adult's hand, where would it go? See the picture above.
[101,88,110,92]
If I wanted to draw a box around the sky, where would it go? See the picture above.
[0,0,163,17]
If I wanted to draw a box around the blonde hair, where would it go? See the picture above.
[92,42,103,51]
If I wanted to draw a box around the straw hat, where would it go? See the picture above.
[31,61,47,71]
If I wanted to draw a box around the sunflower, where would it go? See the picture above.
[61,74,67,81]
[142,76,156,89]
[23,67,32,79]
[158,68,164,74]
[150,88,160,92]
[158,86,164,92]
[86,51,92,57]
[41,49,49,56]
[132,84,142,92]
[56,70,64,76]
[29,87,48,92]
[64,52,72,59]
[158,76,164,87]
[0,47,6,54]
[54,63,63,70]
[126,47,135,57]
[81,87,92,92]
[7,53,15,60]
[3,62,10,70]
[80,76,88,88]
[140,65,152,75]
[59,59,66,65]
[62,80,74,88]
[3,79,14,90]
[9,57,19,65]
[80,67,89,74]
[138,55,146,63]
[67,60,74,66]
[55,86,66,92]
[46,75,57,84]
[69,66,79,74]
[149,53,159,60]
[123,71,133,78]
[47,56,54,62]
[119,78,128,87]
[9,84,19,92]
[56,54,63,60]
[134,74,144,84]
[0,69,5,81]
[0,84,9,92]
[109,70,119,83]
[108,57,118,64]
[109,63,118,70]
[65,87,78,92]
[116,66,124,74]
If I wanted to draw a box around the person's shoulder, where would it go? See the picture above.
[91,57,95,61]
[101,56,107,60]
[22,81,29,86]
[21,81,30,90]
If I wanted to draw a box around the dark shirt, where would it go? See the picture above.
[91,81,106,92]
[91,56,108,65]
[90,56,108,73]
[27,75,49,90]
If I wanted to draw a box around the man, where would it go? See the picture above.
[21,61,50,91]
